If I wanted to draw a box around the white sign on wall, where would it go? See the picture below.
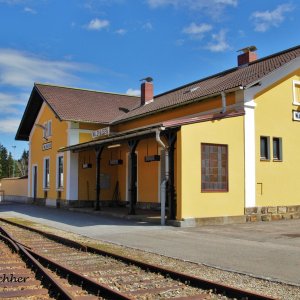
[42,142,52,151]
[293,110,300,121]
[92,127,110,139]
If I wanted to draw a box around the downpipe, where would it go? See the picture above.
[156,128,168,225]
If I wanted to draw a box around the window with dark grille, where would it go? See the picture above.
[260,136,270,160]
[273,137,282,161]
[201,143,228,192]
[58,156,64,188]
[44,158,50,188]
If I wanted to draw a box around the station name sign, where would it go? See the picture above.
[293,110,300,121]
[92,127,110,139]
[42,142,52,151]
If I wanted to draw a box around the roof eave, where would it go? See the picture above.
[111,86,244,125]
[15,87,41,141]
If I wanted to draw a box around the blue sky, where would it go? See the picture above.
[0,0,299,159]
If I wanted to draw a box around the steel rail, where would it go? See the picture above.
[0,223,133,300]
[0,232,75,300]
[0,217,277,300]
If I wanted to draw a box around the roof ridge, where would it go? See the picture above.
[34,82,140,98]
[247,44,300,66]
[154,44,300,99]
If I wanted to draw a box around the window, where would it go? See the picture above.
[273,137,282,161]
[44,158,50,189]
[43,120,52,139]
[293,80,300,105]
[201,143,228,192]
[57,155,64,188]
[260,136,270,160]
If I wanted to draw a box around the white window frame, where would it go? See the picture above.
[43,120,52,139]
[43,156,50,189]
[56,154,64,190]
[292,80,300,105]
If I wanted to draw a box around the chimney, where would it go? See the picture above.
[140,77,153,105]
[237,46,258,67]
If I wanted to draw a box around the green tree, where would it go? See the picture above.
[0,145,8,178]
[7,152,14,177]
[16,150,29,177]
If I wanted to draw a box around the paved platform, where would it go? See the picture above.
[0,202,299,286]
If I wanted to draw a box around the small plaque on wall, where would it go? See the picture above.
[293,110,300,121]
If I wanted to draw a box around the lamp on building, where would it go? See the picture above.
[34,123,48,141]
[107,144,121,149]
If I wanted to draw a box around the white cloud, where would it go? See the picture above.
[251,4,294,32]
[86,18,109,31]
[182,23,212,39]
[206,29,230,52]
[24,7,36,14]
[115,28,127,35]
[147,0,237,18]
[142,22,153,31]
[0,0,25,4]
[0,48,92,89]
[126,88,140,96]
[0,92,26,115]
[0,118,21,133]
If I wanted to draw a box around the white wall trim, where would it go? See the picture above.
[243,99,256,208]
[292,80,300,106]
[66,122,78,200]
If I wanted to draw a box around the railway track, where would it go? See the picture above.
[0,218,277,300]
[0,231,101,299]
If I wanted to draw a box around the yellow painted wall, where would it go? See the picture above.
[178,116,245,219]
[79,132,93,143]
[30,104,68,201]
[113,93,236,132]
[255,70,300,206]
[78,139,163,203]
[0,178,28,196]
[78,149,118,201]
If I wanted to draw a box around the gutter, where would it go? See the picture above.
[112,86,244,125]
[156,129,168,226]
[59,126,165,153]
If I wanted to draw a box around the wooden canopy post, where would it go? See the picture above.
[162,129,178,220]
[127,139,139,215]
[95,146,104,211]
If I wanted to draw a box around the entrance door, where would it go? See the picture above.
[32,166,37,200]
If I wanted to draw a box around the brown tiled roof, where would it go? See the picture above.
[114,45,300,123]
[16,44,300,141]
[35,84,140,123]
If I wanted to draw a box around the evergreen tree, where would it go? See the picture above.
[0,145,8,178]
[7,152,14,177]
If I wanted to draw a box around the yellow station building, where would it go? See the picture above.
[16,45,300,226]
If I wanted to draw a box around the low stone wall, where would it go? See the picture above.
[1,195,31,204]
[245,205,300,222]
